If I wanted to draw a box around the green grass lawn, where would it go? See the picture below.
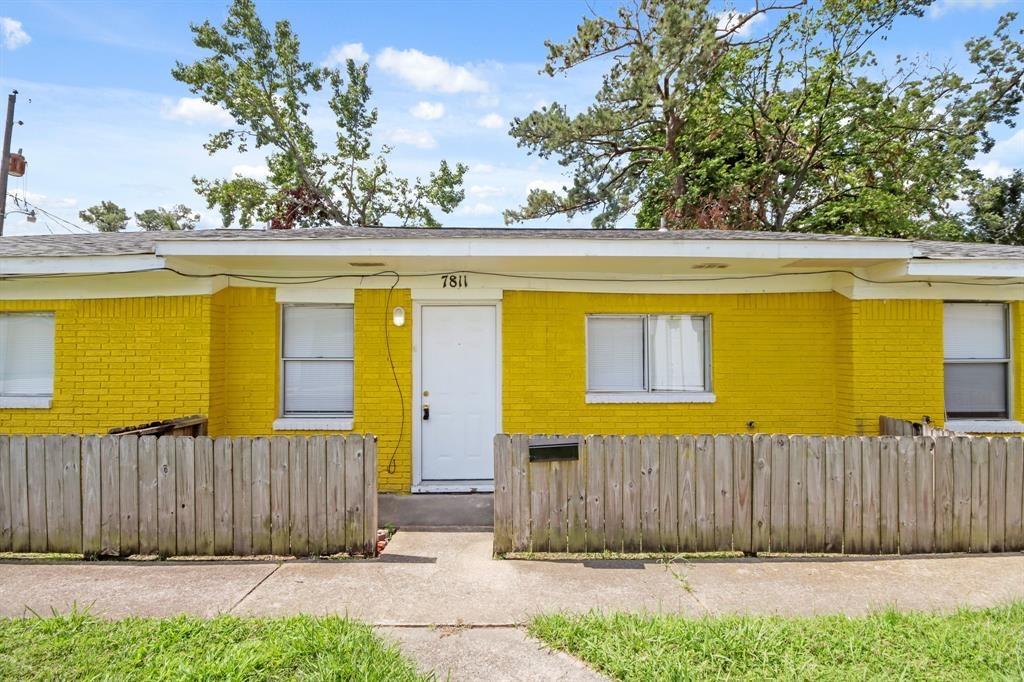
[0,613,428,681]
[531,603,1024,681]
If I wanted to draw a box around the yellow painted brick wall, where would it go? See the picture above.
[837,298,945,434]
[503,291,841,436]
[0,296,214,433]
[212,286,413,492]
[1014,301,1024,424]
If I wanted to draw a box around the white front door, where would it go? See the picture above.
[419,304,498,482]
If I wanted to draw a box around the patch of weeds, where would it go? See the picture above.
[530,603,1024,680]
[0,610,431,680]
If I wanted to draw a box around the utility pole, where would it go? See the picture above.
[0,90,18,237]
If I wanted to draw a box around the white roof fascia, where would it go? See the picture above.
[905,259,1024,279]
[154,237,914,261]
[0,254,166,275]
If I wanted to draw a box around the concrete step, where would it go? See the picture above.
[379,493,493,529]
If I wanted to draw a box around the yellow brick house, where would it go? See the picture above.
[1,227,1022,493]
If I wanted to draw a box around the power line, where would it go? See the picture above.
[6,193,89,233]
[1,266,1020,288]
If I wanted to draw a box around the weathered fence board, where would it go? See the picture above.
[494,434,1024,556]
[0,434,378,557]
[9,436,29,552]
[1007,438,1024,551]
[0,437,11,552]
[751,434,771,553]
[567,438,587,553]
[119,435,140,555]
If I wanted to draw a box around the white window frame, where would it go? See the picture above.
[0,312,55,409]
[943,301,1012,422]
[275,303,354,431]
[585,313,714,404]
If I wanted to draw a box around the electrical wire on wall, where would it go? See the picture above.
[381,271,403,476]
[4,263,1020,476]
[4,264,1019,288]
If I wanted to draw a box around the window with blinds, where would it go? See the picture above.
[586,314,709,393]
[281,305,354,417]
[943,302,1010,419]
[0,313,55,398]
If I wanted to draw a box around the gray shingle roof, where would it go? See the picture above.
[1,226,1022,259]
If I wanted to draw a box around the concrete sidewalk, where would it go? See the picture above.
[3,532,1022,681]
[1,531,1023,622]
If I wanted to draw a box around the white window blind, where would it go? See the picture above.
[0,314,55,397]
[587,317,645,391]
[587,314,709,393]
[943,303,1007,359]
[282,305,353,416]
[943,303,1009,419]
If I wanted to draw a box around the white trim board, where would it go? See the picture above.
[275,287,355,304]
[154,236,915,260]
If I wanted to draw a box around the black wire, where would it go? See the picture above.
[381,271,403,476]
[2,265,1022,288]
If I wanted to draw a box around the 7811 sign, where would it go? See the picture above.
[441,273,469,288]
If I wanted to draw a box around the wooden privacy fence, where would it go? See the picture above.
[0,434,378,557]
[879,416,960,438]
[493,434,1024,555]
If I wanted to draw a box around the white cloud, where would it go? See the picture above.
[716,9,766,37]
[970,128,1024,178]
[473,163,495,174]
[477,113,505,129]
[527,179,566,194]
[323,42,369,66]
[162,97,233,125]
[974,160,1012,179]
[376,47,489,93]
[11,189,77,210]
[929,0,1010,19]
[388,128,437,149]
[476,94,500,108]
[410,101,445,120]
[0,17,30,50]
[230,163,270,180]
[459,201,497,216]
[469,184,506,198]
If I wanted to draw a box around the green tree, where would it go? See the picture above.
[135,205,200,231]
[78,201,129,233]
[172,0,467,228]
[508,1,1024,239]
[967,171,1024,245]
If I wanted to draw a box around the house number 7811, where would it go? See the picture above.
[441,274,468,288]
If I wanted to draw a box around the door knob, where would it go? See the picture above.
[422,403,430,420]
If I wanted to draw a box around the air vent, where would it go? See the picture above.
[692,262,729,270]
[348,262,386,267]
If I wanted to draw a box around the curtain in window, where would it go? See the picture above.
[650,315,705,391]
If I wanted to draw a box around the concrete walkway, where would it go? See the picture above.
[2,531,1023,679]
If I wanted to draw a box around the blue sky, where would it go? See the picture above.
[0,0,1021,235]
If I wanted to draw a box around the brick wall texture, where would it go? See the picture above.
[2,288,1021,492]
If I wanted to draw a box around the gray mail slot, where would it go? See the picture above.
[528,436,580,462]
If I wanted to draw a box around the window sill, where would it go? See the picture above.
[0,396,52,409]
[944,419,1024,434]
[585,392,716,404]
[273,417,353,431]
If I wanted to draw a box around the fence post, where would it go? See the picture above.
[493,434,513,554]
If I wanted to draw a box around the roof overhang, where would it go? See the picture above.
[0,254,165,276]
[152,236,915,261]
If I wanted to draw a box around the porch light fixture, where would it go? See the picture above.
[392,306,406,327]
